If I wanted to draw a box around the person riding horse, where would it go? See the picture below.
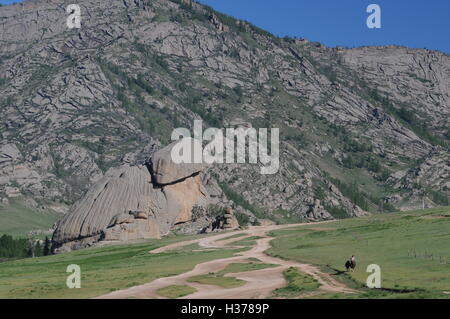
[345,255,356,272]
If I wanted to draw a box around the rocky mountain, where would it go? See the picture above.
[0,0,449,242]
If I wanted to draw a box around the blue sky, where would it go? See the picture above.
[198,0,450,54]
[1,0,449,54]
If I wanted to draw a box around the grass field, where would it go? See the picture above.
[267,206,450,298]
[156,285,197,298]
[0,233,240,298]
[187,262,278,288]
[216,233,247,242]
[1,205,450,299]
[0,199,62,238]
[187,273,246,288]
[272,267,320,297]
[232,236,264,246]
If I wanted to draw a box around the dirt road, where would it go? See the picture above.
[97,222,355,299]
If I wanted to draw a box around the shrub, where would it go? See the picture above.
[429,190,449,206]
[219,182,267,219]
[234,212,249,226]
[324,204,348,219]
[329,178,369,211]
[233,85,243,98]
[206,205,227,218]
[368,89,448,147]
[342,136,373,153]
[0,235,28,258]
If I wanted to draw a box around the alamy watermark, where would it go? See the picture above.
[170,120,279,175]
[66,4,81,29]
[66,264,81,288]
[366,264,381,288]
[366,4,381,29]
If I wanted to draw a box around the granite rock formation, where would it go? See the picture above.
[0,0,449,237]
[52,140,210,252]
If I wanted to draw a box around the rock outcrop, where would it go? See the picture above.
[150,138,207,185]
[203,207,240,232]
[1,0,448,233]
[102,210,161,242]
[52,141,209,252]
[306,199,332,221]
[208,14,229,32]
[171,204,241,234]
[223,208,240,230]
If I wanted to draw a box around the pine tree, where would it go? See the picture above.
[43,237,51,256]
[34,241,42,257]
[27,239,35,258]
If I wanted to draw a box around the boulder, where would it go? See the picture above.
[102,218,160,241]
[151,138,207,185]
[0,144,21,165]
[108,213,134,227]
[52,141,210,252]
[52,165,171,252]
[208,14,229,32]
[164,174,208,224]
[223,208,239,229]
[129,210,148,220]
[306,199,332,221]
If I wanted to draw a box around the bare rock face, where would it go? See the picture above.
[108,213,135,227]
[150,138,207,185]
[171,204,240,234]
[1,0,448,230]
[102,210,160,242]
[165,174,208,224]
[52,165,163,252]
[208,14,229,32]
[103,217,160,242]
[306,199,333,221]
[52,141,210,252]
[208,213,238,232]
[201,207,240,233]
[223,208,239,230]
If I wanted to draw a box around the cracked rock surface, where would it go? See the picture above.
[0,0,449,241]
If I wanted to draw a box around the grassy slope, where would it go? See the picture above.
[0,199,62,238]
[1,206,450,299]
[187,262,278,289]
[156,285,197,298]
[267,206,450,298]
[187,273,245,288]
[0,234,240,299]
[232,236,264,246]
[273,267,320,297]
[216,233,247,242]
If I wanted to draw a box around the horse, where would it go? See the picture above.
[345,259,356,272]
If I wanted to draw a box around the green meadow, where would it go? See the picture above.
[187,261,278,288]
[267,206,450,298]
[0,233,240,299]
[1,206,449,298]
[156,285,197,298]
[272,267,320,297]
[0,200,62,238]
[232,236,264,246]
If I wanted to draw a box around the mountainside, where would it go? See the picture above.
[0,0,449,234]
